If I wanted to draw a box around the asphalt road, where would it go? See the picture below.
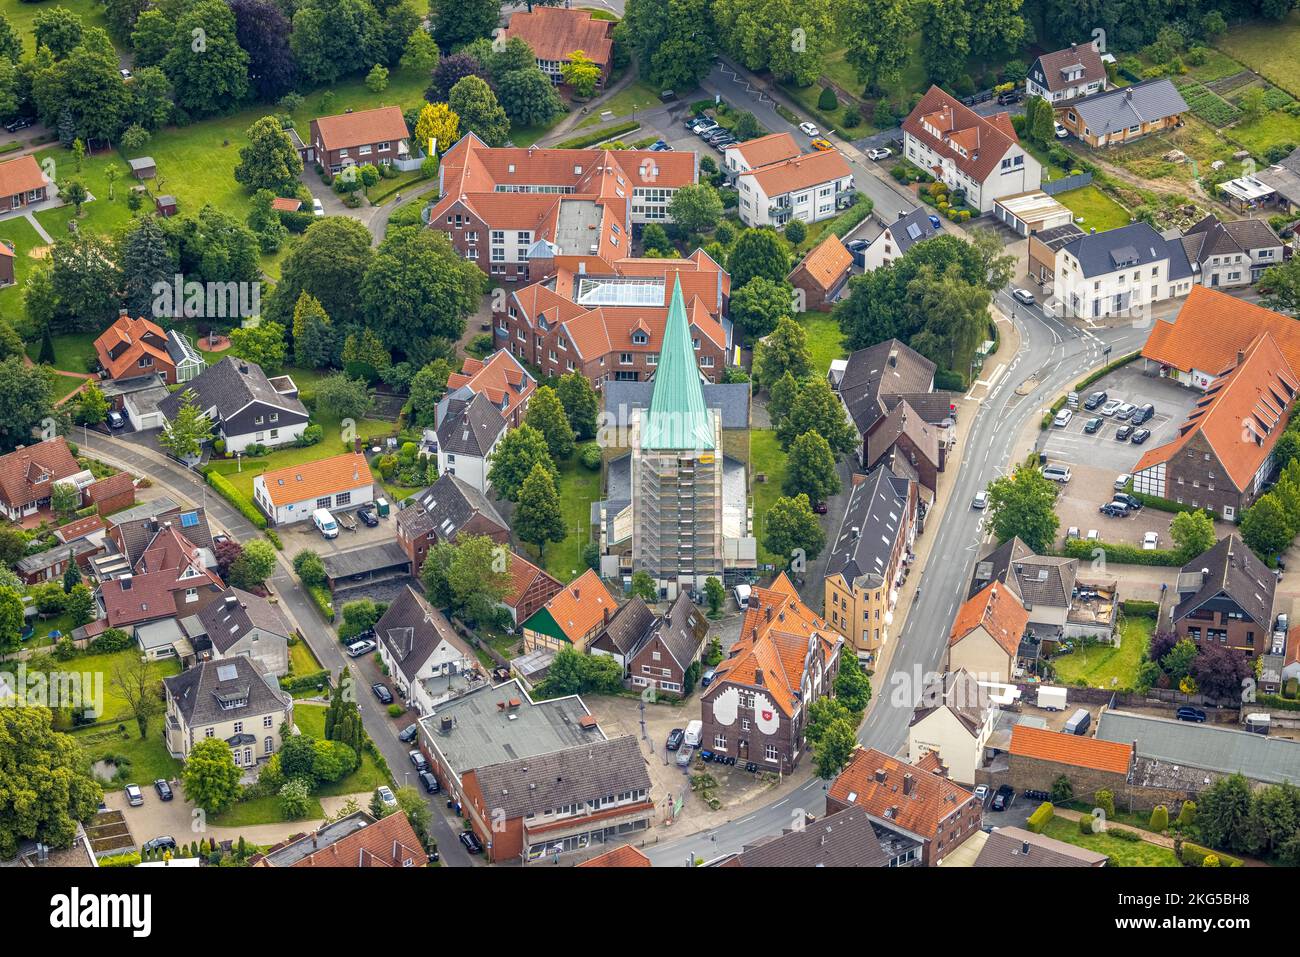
[72,431,475,867]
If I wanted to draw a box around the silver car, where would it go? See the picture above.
[1099,399,1122,416]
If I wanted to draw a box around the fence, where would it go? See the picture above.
[1042,172,1094,196]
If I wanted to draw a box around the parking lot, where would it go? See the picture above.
[1041,366,1202,548]
[274,504,396,558]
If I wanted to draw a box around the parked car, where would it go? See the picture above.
[867,147,892,161]
[419,770,441,793]
[125,784,144,807]
[4,117,33,133]
[694,122,720,137]
[356,505,379,527]
[1099,502,1129,517]
[346,638,376,658]
[1115,403,1137,420]
[371,682,393,704]
[812,500,828,514]
[1012,288,1036,306]
[1130,428,1151,445]
[459,831,484,854]
[1115,425,1133,441]
[810,138,834,152]
[312,197,324,217]
[1040,464,1072,483]
[153,779,173,801]
[700,669,716,688]
[1100,399,1122,416]
[119,68,133,80]
[375,785,397,809]
[106,410,126,430]
[141,835,176,854]
[1066,526,1081,540]
[798,121,820,136]
[927,214,943,230]
[1054,122,1069,138]
[972,490,989,509]
[1083,416,1102,434]
[990,784,1015,812]
[712,135,736,149]
[409,749,428,771]
[997,90,1022,105]
[1114,473,1132,490]
[1131,403,1155,425]
[666,728,685,751]
[1143,531,1160,550]
[973,784,989,805]
[1112,493,1142,511]
[1053,409,1073,428]
[398,723,418,743]
[1177,706,1208,723]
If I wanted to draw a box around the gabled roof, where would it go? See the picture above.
[577,844,652,867]
[590,595,657,657]
[1058,221,1179,278]
[193,588,291,653]
[1143,286,1300,378]
[726,132,801,169]
[881,207,941,256]
[313,106,408,152]
[723,806,890,867]
[500,7,614,66]
[444,351,536,422]
[707,573,841,717]
[864,399,942,476]
[525,569,616,644]
[903,86,1021,184]
[0,439,80,509]
[790,233,852,292]
[501,551,561,611]
[163,656,290,728]
[838,339,937,437]
[1009,724,1131,775]
[1174,534,1275,629]
[395,474,508,543]
[641,275,715,451]
[283,811,424,868]
[828,747,976,841]
[1133,332,1298,492]
[969,536,1077,610]
[470,734,650,820]
[909,669,990,737]
[107,502,213,562]
[949,582,1030,656]
[94,315,172,380]
[0,154,49,198]
[374,586,477,683]
[644,592,708,669]
[1071,79,1188,138]
[739,148,852,198]
[435,392,506,458]
[1029,41,1106,94]
[974,825,1108,867]
[256,453,373,508]
[157,356,307,425]
[827,465,912,590]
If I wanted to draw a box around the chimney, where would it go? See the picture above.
[903,772,914,795]
[874,768,887,783]
[312,830,318,849]
[603,606,611,626]
[1237,349,1245,366]
[1125,89,1133,100]
[1070,42,1077,52]
[754,668,764,686]
[765,605,773,622]
[119,308,128,317]
[888,349,898,367]
[1022,840,1031,856]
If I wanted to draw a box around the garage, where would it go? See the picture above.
[123,384,170,432]
[994,190,1076,237]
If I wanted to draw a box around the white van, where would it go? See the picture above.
[734,583,751,610]
[313,508,339,539]
[683,720,703,748]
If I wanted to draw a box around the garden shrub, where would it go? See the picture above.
[1150,804,1169,831]
[817,86,838,111]
[1026,801,1054,834]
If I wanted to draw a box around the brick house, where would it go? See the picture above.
[699,573,843,774]
[0,438,81,522]
[1057,79,1188,147]
[1172,534,1276,663]
[429,135,698,282]
[495,253,731,388]
[441,351,537,429]
[93,314,205,385]
[257,810,424,868]
[1132,331,1298,520]
[521,569,617,654]
[0,154,50,210]
[1007,724,1133,798]
[310,106,410,174]
[826,747,982,866]
[83,472,136,517]
[500,552,563,627]
[394,474,509,573]
[588,592,709,698]
[501,7,615,88]
[98,523,225,631]
[788,233,852,311]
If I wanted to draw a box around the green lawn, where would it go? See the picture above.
[1054,185,1132,232]
[525,454,601,583]
[1050,615,1153,690]
[1218,11,1300,97]
[575,79,664,129]
[50,373,86,401]
[21,648,182,724]
[25,330,98,372]
[0,0,112,56]
[1041,815,1180,867]
[211,793,325,828]
[287,638,323,678]
[293,702,390,796]
[1230,109,1300,159]
[802,313,847,378]
[77,723,182,792]
[751,430,789,566]
[0,213,47,310]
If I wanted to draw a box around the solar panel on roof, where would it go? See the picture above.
[906,222,923,240]
[216,664,238,681]
[180,511,199,527]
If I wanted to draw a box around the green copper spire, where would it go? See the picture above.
[641,274,715,451]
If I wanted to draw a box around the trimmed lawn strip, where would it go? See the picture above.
[16,648,182,724]
[525,454,601,583]
[751,430,789,566]
[802,313,847,378]
[1054,185,1131,232]
[24,330,97,372]
[0,213,48,310]
[1050,615,1152,690]
[287,638,323,678]
[211,793,324,828]
[1041,815,1180,866]
[293,702,389,796]
[0,0,112,55]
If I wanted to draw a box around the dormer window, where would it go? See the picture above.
[632,331,648,345]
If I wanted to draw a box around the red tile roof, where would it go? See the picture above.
[84,471,135,505]
[286,812,424,868]
[829,748,976,838]
[313,107,408,152]
[0,438,80,510]
[1010,724,1132,774]
[0,155,49,198]
[501,551,561,610]
[271,197,302,212]
[577,844,652,867]
[502,7,614,68]
[903,86,1021,184]
[444,351,536,422]
[792,234,852,292]
[256,452,373,508]
[740,148,853,198]
[94,315,173,381]
[538,569,616,644]
[1133,331,1298,492]
[727,133,801,169]
[1142,285,1300,378]
[54,514,105,543]
[949,581,1030,656]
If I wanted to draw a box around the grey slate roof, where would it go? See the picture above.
[837,339,936,436]
[590,595,656,658]
[602,380,751,430]
[1255,156,1300,203]
[1029,42,1106,95]
[908,668,989,736]
[163,656,290,728]
[191,587,291,653]
[1059,222,1182,279]
[374,585,476,683]
[435,392,506,457]
[624,592,709,669]
[1174,534,1275,629]
[1071,79,1188,139]
[1097,709,1300,786]
[16,539,99,575]
[970,536,1078,609]
[725,806,890,867]
[883,207,940,256]
[974,825,1107,867]
[157,356,307,423]
[109,502,212,563]
[470,734,650,819]
[395,473,507,543]
[320,541,411,582]
[827,465,912,590]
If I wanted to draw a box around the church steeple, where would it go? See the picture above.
[640,274,715,451]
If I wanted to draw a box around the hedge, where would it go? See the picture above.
[828,195,875,238]
[1121,599,1159,618]
[281,669,331,693]
[1131,489,1220,518]
[204,468,268,529]
[1060,538,1181,567]
[556,121,641,150]
[1179,841,1242,867]
[1256,693,1300,712]
[99,851,142,867]
[308,583,334,621]
[1025,801,1054,834]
